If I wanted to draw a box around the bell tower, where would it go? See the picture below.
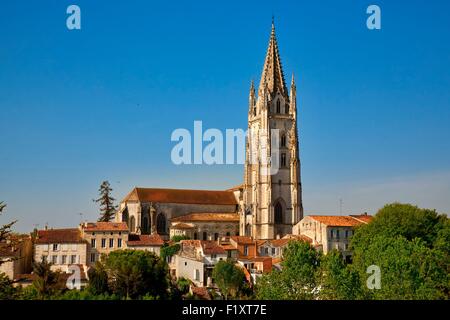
[241,21,303,240]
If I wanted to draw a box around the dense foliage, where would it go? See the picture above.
[256,203,449,300]
[212,260,246,299]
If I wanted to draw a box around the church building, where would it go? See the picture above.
[116,21,303,241]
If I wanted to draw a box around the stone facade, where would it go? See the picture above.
[294,214,372,261]
[242,22,303,240]
[34,228,88,273]
[0,236,33,280]
[79,222,129,265]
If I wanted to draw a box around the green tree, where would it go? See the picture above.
[0,202,17,267]
[170,235,190,243]
[351,203,449,300]
[0,272,20,300]
[32,260,60,299]
[104,250,168,299]
[160,243,180,262]
[87,261,109,295]
[212,260,245,299]
[93,181,117,222]
[256,241,322,300]
[318,250,362,300]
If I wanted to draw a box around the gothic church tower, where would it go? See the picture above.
[241,21,303,240]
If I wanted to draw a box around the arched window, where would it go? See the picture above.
[285,103,289,114]
[281,153,286,167]
[129,216,136,233]
[203,232,208,240]
[142,216,149,234]
[226,232,230,237]
[253,106,257,116]
[193,232,198,240]
[275,202,283,224]
[245,223,251,236]
[276,99,281,113]
[281,134,286,147]
[156,213,166,234]
[122,209,129,224]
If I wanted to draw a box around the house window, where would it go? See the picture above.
[281,153,286,167]
[184,262,187,266]
[272,248,276,255]
[244,245,248,256]
[203,232,207,241]
[330,229,334,239]
[90,253,96,263]
[276,99,281,113]
[193,232,198,240]
[52,256,58,264]
[91,239,96,248]
[52,244,58,251]
[62,255,67,264]
[336,230,340,239]
[214,233,219,241]
[344,243,349,250]
[101,239,106,248]
[42,255,47,263]
[211,254,217,259]
[194,269,200,281]
[109,238,114,248]
[226,232,230,237]
[118,239,122,248]
[71,255,77,264]
[281,134,286,147]
[264,248,269,255]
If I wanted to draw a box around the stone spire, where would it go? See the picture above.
[258,20,288,97]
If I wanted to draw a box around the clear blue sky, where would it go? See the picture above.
[1,0,449,232]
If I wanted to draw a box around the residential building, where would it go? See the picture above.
[34,228,88,272]
[79,222,129,265]
[127,234,164,256]
[0,235,32,280]
[294,214,372,261]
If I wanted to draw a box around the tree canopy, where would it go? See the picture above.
[93,181,117,222]
[212,260,245,299]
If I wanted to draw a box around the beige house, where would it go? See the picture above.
[175,240,227,287]
[34,228,88,272]
[294,214,372,261]
[170,213,239,240]
[0,236,33,280]
[79,222,129,265]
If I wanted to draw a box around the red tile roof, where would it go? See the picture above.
[82,222,128,232]
[171,213,239,223]
[190,286,211,300]
[308,215,369,227]
[350,214,373,223]
[230,236,255,245]
[36,229,85,244]
[201,241,226,255]
[127,234,164,246]
[171,222,195,229]
[122,187,238,205]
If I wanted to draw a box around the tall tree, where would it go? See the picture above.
[0,202,17,266]
[93,181,117,222]
[351,203,449,300]
[104,250,168,299]
[32,260,60,299]
[212,260,246,299]
[256,241,322,300]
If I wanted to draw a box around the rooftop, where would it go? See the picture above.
[127,234,164,246]
[307,215,372,227]
[122,187,238,205]
[36,228,85,244]
[82,222,129,232]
